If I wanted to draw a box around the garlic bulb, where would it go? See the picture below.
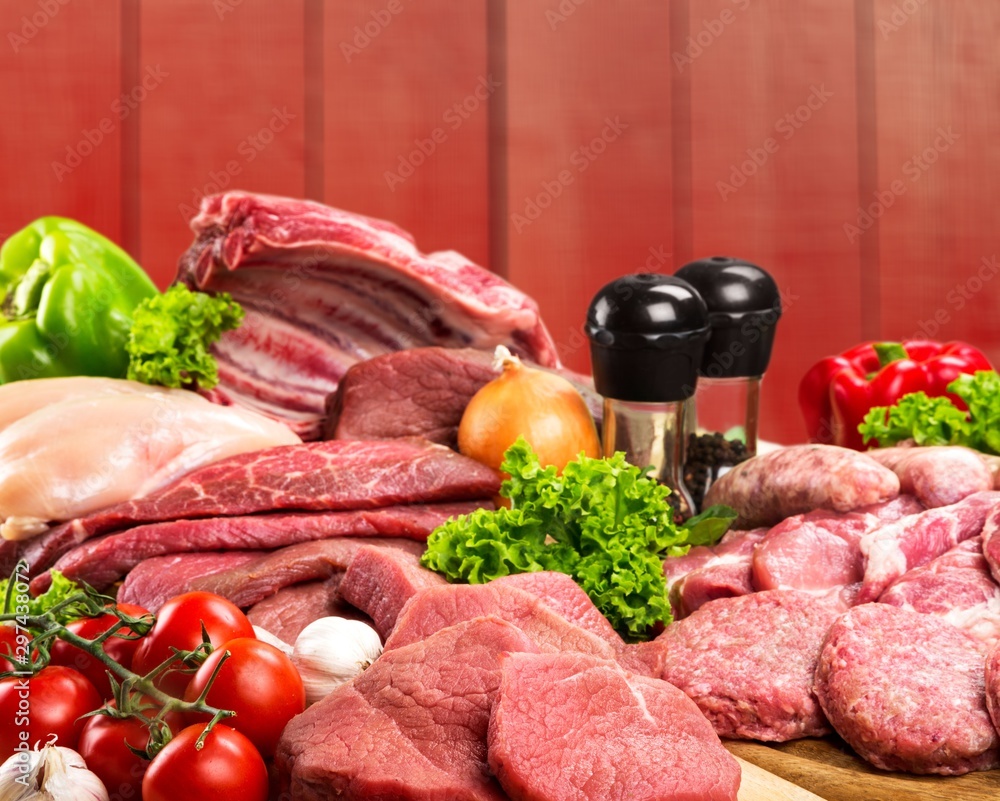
[292,616,383,705]
[0,746,109,801]
[252,625,294,656]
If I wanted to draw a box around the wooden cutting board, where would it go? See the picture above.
[727,737,1000,800]
[735,756,825,800]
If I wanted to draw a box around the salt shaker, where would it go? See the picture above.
[674,257,782,510]
[585,273,711,519]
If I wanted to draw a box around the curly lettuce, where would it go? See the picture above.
[126,284,244,390]
[421,439,722,639]
[859,370,1000,454]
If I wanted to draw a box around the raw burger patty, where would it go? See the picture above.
[815,603,999,775]
[656,589,840,741]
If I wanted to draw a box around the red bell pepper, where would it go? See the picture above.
[798,339,993,450]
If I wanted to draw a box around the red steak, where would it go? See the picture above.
[276,617,539,801]
[25,438,498,576]
[488,652,740,801]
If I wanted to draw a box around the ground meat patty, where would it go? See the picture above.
[656,589,842,741]
[703,444,900,528]
[815,603,999,775]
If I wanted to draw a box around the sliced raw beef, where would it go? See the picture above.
[118,539,425,611]
[703,444,900,528]
[24,439,498,574]
[178,191,561,439]
[815,603,999,774]
[118,551,259,610]
[487,652,740,801]
[877,537,1000,646]
[34,501,483,593]
[858,490,1000,603]
[247,576,369,644]
[867,445,992,508]
[337,544,448,638]
[191,539,425,609]
[489,574,663,676]
[325,347,603,447]
[384,584,621,663]
[667,527,768,618]
[657,589,843,741]
[490,572,623,648]
[980,503,1000,585]
[276,617,539,801]
[752,495,924,594]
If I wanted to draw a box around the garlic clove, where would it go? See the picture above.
[0,746,109,801]
[292,616,383,705]
[252,625,294,656]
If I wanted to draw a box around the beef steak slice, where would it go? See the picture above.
[276,617,540,801]
[488,651,740,801]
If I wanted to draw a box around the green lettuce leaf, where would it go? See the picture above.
[1,570,90,624]
[126,284,244,390]
[858,391,969,448]
[421,438,695,639]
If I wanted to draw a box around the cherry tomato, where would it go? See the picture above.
[184,637,304,756]
[0,666,102,758]
[132,592,255,697]
[0,623,31,672]
[49,603,150,699]
[78,699,182,799]
[142,724,268,801]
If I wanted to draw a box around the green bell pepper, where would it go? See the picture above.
[0,217,157,384]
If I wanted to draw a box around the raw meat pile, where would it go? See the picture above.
[24,438,500,598]
[668,442,1000,775]
[177,192,562,439]
[276,570,740,801]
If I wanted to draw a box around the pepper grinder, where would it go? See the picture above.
[674,257,782,509]
[585,273,711,519]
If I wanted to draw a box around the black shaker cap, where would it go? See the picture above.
[674,256,782,378]
[585,273,710,403]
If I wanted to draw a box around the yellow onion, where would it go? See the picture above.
[458,346,601,473]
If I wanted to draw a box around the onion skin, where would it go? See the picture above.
[458,354,601,473]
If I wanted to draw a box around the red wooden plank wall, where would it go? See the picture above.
[1,0,997,445]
